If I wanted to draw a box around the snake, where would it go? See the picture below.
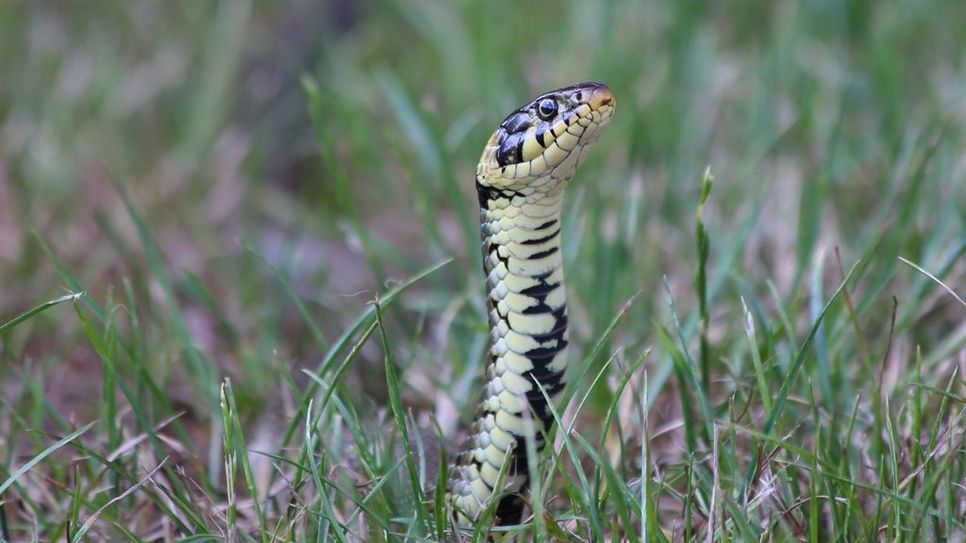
[446,81,615,527]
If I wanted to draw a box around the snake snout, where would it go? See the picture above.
[588,85,614,109]
[574,81,614,109]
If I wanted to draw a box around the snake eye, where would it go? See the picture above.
[536,99,558,120]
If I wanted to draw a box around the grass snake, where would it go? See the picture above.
[446,81,615,527]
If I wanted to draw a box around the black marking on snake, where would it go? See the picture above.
[519,270,555,295]
[476,182,522,209]
[530,313,568,343]
[489,400,548,524]
[496,131,526,166]
[458,403,530,524]
[525,337,569,360]
[514,137,525,165]
[528,246,559,260]
[520,281,559,300]
[502,112,531,134]
[494,247,510,270]
[475,181,493,208]
[521,290,559,314]
[519,270,560,315]
[521,228,560,245]
[523,363,566,435]
[476,180,490,208]
[494,485,527,525]
[524,374,566,424]
[522,299,553,314]
[535,127,547,147]
[527,375,565,399]
[535,218,557,230]
[526,384,565,417]
[527,358,564,383]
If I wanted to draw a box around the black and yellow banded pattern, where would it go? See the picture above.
[447,82,615,526]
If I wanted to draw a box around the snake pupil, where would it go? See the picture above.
[537,98,557,120]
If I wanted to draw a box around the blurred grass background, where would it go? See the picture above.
[1,0,964,541]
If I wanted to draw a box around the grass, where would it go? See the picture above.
[1,0,964,541]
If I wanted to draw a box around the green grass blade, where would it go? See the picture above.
[0,421,96,495]
[0,292,84,336]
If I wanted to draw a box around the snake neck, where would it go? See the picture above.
[447,182,569,525]
[479,182,569,433]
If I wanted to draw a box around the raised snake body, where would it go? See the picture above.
[447,82,615,526]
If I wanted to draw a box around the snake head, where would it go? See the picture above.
[477,81,615,191]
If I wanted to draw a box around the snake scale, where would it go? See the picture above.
[446,81,615,526]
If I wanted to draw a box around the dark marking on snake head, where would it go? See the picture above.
[496,131,526,166]
[534,127,548,148]
[502,112,532,134]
